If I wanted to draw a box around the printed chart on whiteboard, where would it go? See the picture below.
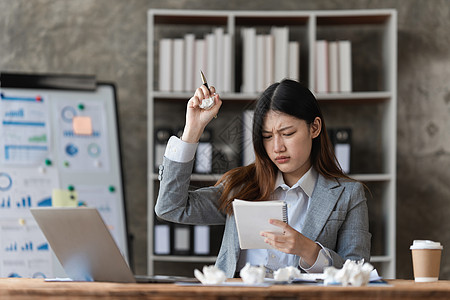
[0,73,127,279]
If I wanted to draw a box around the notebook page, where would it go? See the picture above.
[233,199,287,249]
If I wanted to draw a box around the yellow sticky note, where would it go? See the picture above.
[52,189,78,207]
[72,116,93,135]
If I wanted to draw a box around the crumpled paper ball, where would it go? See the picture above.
[194,265,226,285]
[273,266,301,282]
[239,263,266,284]
[324,259,374,286]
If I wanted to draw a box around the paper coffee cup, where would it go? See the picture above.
[410,240,443,282]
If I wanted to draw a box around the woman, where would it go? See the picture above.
[155,79,371,278]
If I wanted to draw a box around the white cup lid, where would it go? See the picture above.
[410,240,443,250]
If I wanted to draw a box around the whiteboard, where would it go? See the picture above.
[0,77,128,279]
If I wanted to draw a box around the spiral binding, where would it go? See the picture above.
[282,202,288,223]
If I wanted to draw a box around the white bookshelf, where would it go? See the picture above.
[148,9,397,278]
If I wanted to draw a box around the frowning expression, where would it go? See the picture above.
[262,110,321,186]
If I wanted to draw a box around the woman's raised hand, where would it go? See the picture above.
[181,85,222,143]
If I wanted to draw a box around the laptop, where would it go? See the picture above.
[30,207,198,283]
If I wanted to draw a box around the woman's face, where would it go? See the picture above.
[262,110,321,186]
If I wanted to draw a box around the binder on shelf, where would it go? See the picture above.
[206,33,216,87]
[195,129,213,174]
[223,33,232,93]
[171,224,192,256]
[256,35,265,92]
[193,225,210,255]
[288,41,300,81]
[209,225,225,255]
[328,41,339,93]
[271,26,289,83]
[241,27,256,93]
[154,128,173,172]
[158,39,173,92]
[153,216,171,255]
[184,34,195,92]
[264,34,274,89]
[172,39,185,92]
[338,40,352,93]
[315,39,354,94]
[194,39,206,89]
[214,27,224,92]
[158,27,232,93]
[315,40,328,93]
[329,128,352,174]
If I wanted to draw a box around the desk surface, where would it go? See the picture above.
[1,278,450,300]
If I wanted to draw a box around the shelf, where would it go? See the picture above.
[152,255,217,263]
[315,91,392,102]
[152,91,259,101]
[153,91,392,102]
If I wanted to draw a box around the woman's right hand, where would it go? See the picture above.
[181,85,222,143]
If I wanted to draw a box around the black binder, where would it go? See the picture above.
[329,128,352,174]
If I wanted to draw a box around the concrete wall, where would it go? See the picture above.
[1,0,449,279]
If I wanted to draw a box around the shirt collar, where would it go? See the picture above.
[274,167,318,198]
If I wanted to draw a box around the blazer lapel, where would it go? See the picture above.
[301,174,343,241]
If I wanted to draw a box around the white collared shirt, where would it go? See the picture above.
[164,136,332,274]
[236,168,332,274]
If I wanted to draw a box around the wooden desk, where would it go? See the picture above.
[0,278,450,300]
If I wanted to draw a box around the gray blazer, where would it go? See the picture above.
[155,157,371,278]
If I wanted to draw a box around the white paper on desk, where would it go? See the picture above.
[45,278,74,282]
[233,199,287,249]
[291,269,382,283]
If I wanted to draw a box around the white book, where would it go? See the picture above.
[195,142,213,173]
[223,33,232,93]
[288,41,300,81]
[206,33,216,88]
[194,39,206,88]
[328,41,339,93]
[172,39,185,92]
[233,199,287,249]
[154,224,170,255]
[241,27,256,93]
[158,38,173,92]
[271,27,289,82]
[338,40,352,93]
[264,34,274,89]
[184,34,195,92]
[335,143,351,174]
[242,110,255,166]
[214,27,224,92]
[193,225,210,255]
[315,40,328,93]
[173,225,191,254]
[256,35,265,92]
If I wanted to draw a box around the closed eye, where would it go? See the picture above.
[283,131,296,136]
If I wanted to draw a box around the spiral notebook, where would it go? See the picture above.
[233,199,288,249]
